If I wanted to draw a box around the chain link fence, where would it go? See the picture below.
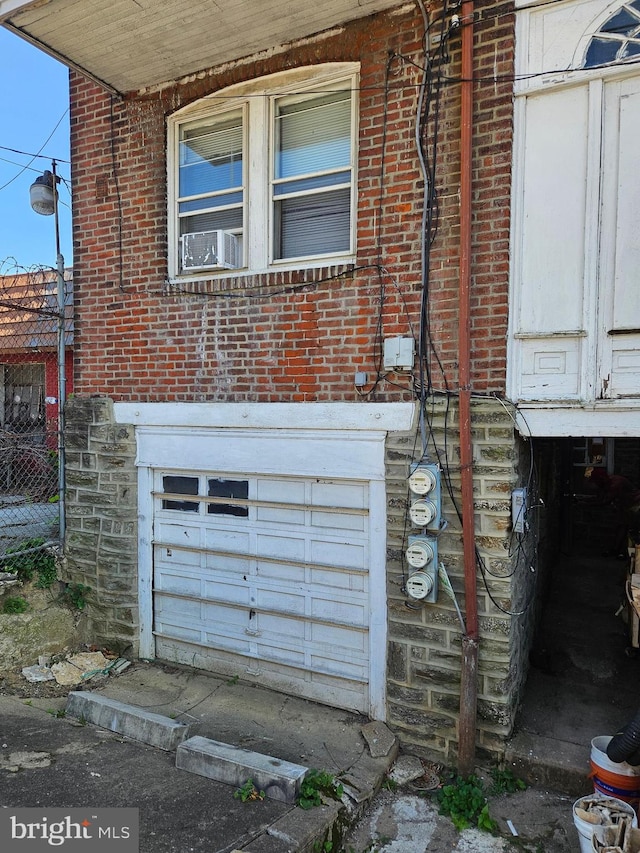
[0,262,72,575]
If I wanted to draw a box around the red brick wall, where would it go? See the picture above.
[69,2,514,402]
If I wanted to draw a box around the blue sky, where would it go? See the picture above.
[0,27,72,271]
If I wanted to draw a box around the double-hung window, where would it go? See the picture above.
[169,64,359,278]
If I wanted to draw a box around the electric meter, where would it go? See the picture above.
[408,465,437,495]
[406,535,438,603]
[405,571,434,600]
[406,538,435,569]
[409,498,438,527]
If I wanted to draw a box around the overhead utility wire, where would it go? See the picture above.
[0,143,70,164]
[0,109,70,193]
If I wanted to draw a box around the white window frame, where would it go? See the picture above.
[168,63,359,281]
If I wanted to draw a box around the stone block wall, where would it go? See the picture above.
[384,396,536,765]
[63,396,139,654]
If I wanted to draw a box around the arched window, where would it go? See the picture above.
[584,1,640,67]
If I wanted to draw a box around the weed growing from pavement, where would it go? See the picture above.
[435,769,527,834]
[436,774,498,832]
[298,769,344,810]
[46,708,66,718]
[489,768,527,795]
[233,779,265,802]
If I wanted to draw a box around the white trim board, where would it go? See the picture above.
[516,406,640,438]
[114,401,416,431]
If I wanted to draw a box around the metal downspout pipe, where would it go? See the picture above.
[52,160,66,548]
[457,0,478,777]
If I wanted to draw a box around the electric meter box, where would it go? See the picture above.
[408,462,441,532]
[405,571,434,600]
[409,498,438,527]
[405,535,438,602]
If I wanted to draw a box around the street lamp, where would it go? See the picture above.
[29,161,66,546]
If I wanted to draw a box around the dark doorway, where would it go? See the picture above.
[515,437,640,757]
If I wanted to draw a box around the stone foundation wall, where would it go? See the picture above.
[384,397,536,765]
[63,396,139,655]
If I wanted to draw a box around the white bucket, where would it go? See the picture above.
[573,793,638,853]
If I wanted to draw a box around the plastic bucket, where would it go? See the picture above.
[573,793,637,853]
[591,736,640,813]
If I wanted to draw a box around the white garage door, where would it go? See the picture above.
[151,469,372,712]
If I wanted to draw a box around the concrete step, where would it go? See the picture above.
[505,731,593,798]
[65,691,192,750]
[176,735,308,804]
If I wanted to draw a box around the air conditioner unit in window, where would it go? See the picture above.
[180,230,240,271]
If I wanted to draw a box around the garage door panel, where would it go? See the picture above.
[201,601,248,628]
[156,594,201,620]
[202,631,252,655]
[204,528,251,553]
[152,467,374,713]
[257,478,306,503]
[311,622,367,652]
[309,538,366,569]
[255,560,306,583]
[255,532,306,560]
[311,481,366,508]
[257,613,306,641]
[310,509,366,531]
[156,546,202,567]
[255,587,306,615]
[202,581,251,606]
[310,596,367,626]
[204,552,252,575]
[155,570,201,595]
[309,652,368,681]
[256,641,306,667]
[257,506,306,525]
[309,567,366,591]
[155,521,203,548]
[156,622,202,644]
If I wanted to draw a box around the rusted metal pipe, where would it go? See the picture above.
[457,0,479,778]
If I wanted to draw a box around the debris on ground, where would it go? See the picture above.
[21,664,55,683]
[388,754,426,786]
[0,572,19,590]
[17,648,132,687]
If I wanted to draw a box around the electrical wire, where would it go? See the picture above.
[109,96,127,292]
[0,110,69,193]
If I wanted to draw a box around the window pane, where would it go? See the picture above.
[601,8,640,37]
[275,188,350,259]
[208,478,249,517]
[3,363,45,434]
[162,475,199,512]
[622,40,640,58]
[180,208,243,237]
[179,192,243,213]
[585,37,623,66]
[273,170,351,197]
[275,91,351,179]
[179,114,243,198]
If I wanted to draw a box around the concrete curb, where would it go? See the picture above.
[177,736,307,803]
[65,691,192,750]
[66,689,399,851]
